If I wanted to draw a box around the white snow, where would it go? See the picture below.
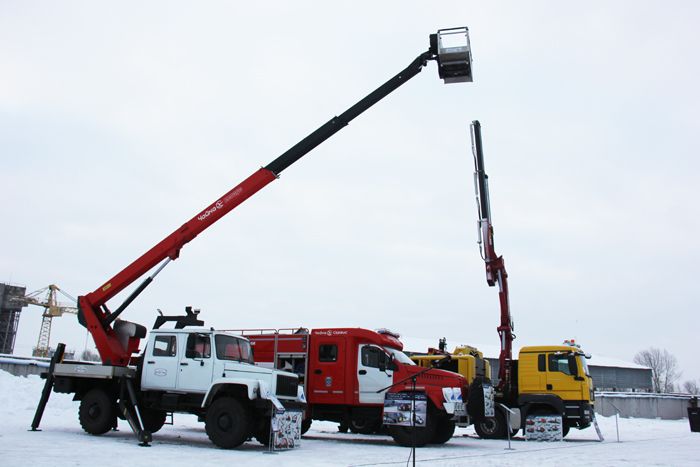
[0,355,50,367]
[1,370,697,466]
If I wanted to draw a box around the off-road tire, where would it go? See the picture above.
[431,417,455,444]
[79,388,117,435]
[254,418,271,446]
[349,416,381,435]
[141,408,167,433]
[474,410,507,439]
[301,418,312,435]
[387,400,437,447]
[205,397,251,449]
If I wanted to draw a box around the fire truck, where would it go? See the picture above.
[31,28,475,448]
[234,327,473,447]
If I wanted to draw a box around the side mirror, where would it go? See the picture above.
[379,352,396,372]
[568,355,579,376]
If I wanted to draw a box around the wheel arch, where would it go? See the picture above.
[203,381,257,408]
[518,394,565,421]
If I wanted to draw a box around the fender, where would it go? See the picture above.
[202,378,261,407]
[517,393,565,418]
[424,386,450,412]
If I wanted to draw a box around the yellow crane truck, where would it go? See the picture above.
[410,122,595,438]
[411,339,594,438]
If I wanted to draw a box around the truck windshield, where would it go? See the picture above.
[215,334,254,364]
[385,347,415,365]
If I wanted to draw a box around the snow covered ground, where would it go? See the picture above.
[1,370,697,467]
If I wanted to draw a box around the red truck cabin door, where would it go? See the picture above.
[307,334,346,405]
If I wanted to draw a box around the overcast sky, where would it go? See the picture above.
[2,2,699,383]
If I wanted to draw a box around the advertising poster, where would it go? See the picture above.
[271,410,303,450]
[383,392,427,427]
[524,415,563,441]
[483,383,495,418]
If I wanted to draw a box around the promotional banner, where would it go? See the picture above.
[525,415,563,441]
[383,392,427,427]
[271,410,303,450]
[483,383,494,418]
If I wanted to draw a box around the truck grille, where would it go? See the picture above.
[276,374,298,398]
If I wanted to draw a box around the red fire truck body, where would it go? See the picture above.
[234,327,470,446]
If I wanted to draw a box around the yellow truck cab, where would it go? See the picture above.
[515,342,594,436]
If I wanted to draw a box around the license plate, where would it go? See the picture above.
[453,402,467,415]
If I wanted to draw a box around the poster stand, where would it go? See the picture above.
[263,409,303,454]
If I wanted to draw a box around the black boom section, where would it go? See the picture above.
[264,51,434,176]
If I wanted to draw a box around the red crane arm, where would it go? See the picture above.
[78,169,276,365]
[471,120,515,391]
[77,28,476,366]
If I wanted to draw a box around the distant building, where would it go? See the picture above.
[0,283,28,354]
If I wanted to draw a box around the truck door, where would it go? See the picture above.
[357,345,393,404]
[177,332,215,393]
[142,334,179,390]
[546,352,583,401]
[307,338,346,405]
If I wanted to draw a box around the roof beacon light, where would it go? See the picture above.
[434,27,473,84]
[564,339,581,349]
[376,328,401,339]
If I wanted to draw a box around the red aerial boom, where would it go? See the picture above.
[78,28,474,366]
[470,120,515,393]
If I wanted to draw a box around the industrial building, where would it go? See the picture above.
[0,283,27,354]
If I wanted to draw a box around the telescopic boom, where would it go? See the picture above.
[79,28,474,366]
[471,120,515,392]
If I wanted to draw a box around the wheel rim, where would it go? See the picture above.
[351,419,368,430]
[480,418,497,435]
[88,404,102,420]
[217,413,233,431]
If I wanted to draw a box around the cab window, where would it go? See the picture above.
[548,353,575,376]
[186,333,211,359]
[152,335,177,357]
[215,335,254,364]
[319,344,337,362]
[361,346,389,368]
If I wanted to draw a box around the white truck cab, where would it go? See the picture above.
[142,328,299,405]
[51,323,305,449]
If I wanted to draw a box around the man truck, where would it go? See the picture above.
[410,121,596,439]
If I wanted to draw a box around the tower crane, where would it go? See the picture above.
[18,285,78,357]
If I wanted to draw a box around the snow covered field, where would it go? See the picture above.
[1,370,696,467]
